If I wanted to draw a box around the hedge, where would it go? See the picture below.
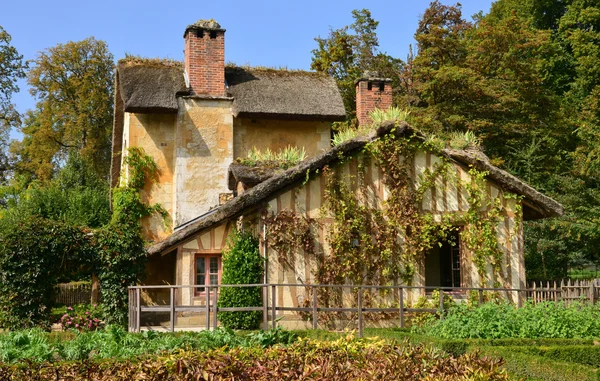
[517,345,600,368]
[480,346,600,381]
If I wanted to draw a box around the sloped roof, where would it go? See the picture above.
[117,62,186,114]
[114,63,346,120]
[147,121,564,255]
[225,67,346,121]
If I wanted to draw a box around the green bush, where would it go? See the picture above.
[518,345,600,368]
[0,336,510,380]
[481,346,600,381]
[0,326,297,363]
[419,301,600,339]
[218,229,264,329]
[0,217,94,329]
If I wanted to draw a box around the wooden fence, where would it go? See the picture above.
[129,283,597,336]
[527,279,600,304]
[55,283,94,306]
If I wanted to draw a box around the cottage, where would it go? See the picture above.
[112,19,563,325]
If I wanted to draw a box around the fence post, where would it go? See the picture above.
[590,284,595,304]
[478,289,483,306]
[205,287,210,331]
[312,285,318,330]
[399,288,405,329]
[135,288,141,333]
[262,286,268,330]
[170,287,175,333]
[357,287,363,338]
[439,289,444,319]
[213,286,218,328]
[271,285,277,329]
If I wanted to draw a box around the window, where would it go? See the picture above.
[425,230,461,290]
[195,255,222,295]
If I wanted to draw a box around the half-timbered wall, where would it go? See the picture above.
[160,150,525,308]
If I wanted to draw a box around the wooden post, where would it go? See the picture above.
[478,289,484,306]
[312,285,318,330]
[135,288,141,333]
[590,284,595,304]
[170,287,175,333]
[205,287,211,331]
[91,273,100,305]
[399,288,405,328]
[262,286,268,330]
[517,288,523,308]
[271,285,277,329]
[439,290,444,319]
[213,286,218,328]
[357,287,363,338]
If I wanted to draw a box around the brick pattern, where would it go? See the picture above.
[356,80,392,126]
[184,30,225,96]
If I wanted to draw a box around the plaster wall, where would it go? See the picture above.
[123,112,177,242]
[233,118,331,159]
[175,98,234,227]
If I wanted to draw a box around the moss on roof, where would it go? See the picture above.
[225,63,327,78]
[118,55,183,69]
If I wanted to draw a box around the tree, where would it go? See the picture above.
[0,26,26,181]
[12,37,114,182]
[311,9,403,120]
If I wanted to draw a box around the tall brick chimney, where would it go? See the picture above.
[184,19,226,96]
[355,71,392,126]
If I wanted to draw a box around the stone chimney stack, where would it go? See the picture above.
[355,71,392,126]
[183,19,226,96]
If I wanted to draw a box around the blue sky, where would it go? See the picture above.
[2,0,494,139]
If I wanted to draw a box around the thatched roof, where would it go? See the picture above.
[116,62,186,114]
[114,63,345,121]
[148,121,564,255]
[225,67,346,121]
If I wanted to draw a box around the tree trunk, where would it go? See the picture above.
[91,273,100,304]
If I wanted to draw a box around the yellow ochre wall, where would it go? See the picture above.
[233,118,331,159]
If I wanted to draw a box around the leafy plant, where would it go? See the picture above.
[238,145,306,169]
[218,229,264,329]
[58,304,103,332]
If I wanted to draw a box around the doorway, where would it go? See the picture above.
[425,230,461,289]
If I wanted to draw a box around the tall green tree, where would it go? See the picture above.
[12,37,114,183]
[0,26,26,181]
[311,9,403,120]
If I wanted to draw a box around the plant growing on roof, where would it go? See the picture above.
[238,146,307,169]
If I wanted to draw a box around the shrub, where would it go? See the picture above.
[0,217,93,329]
[218,229,264,329]
[58,304,103,332]
[419,301,600,339]
[239,145,306,169]
[0,336,510,380]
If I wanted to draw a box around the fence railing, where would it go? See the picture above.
[128,283,599,335]
[55,282,94,306]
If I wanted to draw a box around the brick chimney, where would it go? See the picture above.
[355,71,392,126]
[183,19,226,96]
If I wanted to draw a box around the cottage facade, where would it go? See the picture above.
[112,20,563,316]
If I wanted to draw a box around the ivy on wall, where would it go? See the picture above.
[262,128,523,324]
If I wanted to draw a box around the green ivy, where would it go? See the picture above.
[218,229,264,330]
[0,218,94,329]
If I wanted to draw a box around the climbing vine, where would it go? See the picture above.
[97,146,166,325]
[263,127,520,324]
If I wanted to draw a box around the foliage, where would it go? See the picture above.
[311,9,403,120]
[58,304,103,332]
[419,301,600,339]
[518,344,600,368]
[0,326,296,363]
[481,346,600,381]
[97,146,164,326]
[218,229,264,329]
[238,145,306,169]
[332,106,410,146]
[0,26,26,182]
[11,37,114,182]
[0,334,509,380]
[0,152,110,230]
[0,217,94,329]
